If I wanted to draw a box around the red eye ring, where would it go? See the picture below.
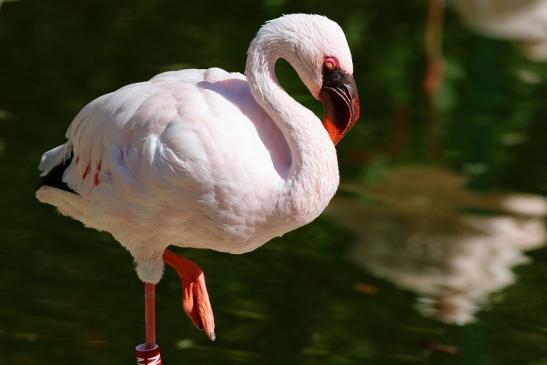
[324,56,339,70]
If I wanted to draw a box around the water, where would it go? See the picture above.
[1,1,546,364]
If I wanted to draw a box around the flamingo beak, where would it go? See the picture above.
[319,69,360,145]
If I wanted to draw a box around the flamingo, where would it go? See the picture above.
[35,13,360,354]
[452,0,547,61]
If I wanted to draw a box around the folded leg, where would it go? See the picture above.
[163,248,215,340]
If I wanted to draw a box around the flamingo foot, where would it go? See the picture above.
[163,248,216,341]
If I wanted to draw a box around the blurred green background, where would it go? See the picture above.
[1,0,546,364]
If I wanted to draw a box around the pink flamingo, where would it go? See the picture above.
[36,13,360,358]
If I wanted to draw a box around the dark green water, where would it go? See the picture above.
[1,1,547,364]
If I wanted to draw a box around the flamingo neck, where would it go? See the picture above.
[245,36,339,219]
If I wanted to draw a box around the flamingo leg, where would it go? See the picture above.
[163,248,216,341]
[144,282,156,348]
[135,283,162,364]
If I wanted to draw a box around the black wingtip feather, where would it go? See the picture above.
[36,153,78,194]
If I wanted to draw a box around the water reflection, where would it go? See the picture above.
[452,0,547,61]
[328,165,547,324]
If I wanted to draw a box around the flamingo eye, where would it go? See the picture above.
[324,56,339,70]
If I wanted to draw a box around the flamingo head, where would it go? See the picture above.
[252,14,361,144]
[275,14,360,144]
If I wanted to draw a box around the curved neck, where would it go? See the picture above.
[245,38,336,181]
[245,36,339,217]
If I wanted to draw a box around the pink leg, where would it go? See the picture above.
[144,282,156,348]
[163,248,216,341]
[136,283,162,365]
